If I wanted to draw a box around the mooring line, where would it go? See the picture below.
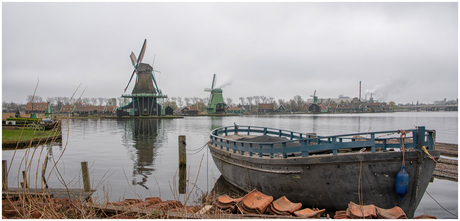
[425,191,458,218]
[186,142,208,155]
[421,144,458,218]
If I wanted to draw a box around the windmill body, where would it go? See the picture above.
[132,63,156,94]
[204,74,226,114]
[117,39,167,117]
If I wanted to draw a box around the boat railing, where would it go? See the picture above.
[209,125,435,158]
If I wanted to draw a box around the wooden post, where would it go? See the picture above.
[178,135,186,194]
[42,156,49,189]
[179,166,186,194]
[81,161,91,192]
[22,171,28,189]
[2,160,7,190]
[179,135,186,169]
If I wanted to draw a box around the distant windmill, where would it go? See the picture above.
[308,90,321,113]
[117,39,167,117]
[310,90,319,104]
[204,74,226,114]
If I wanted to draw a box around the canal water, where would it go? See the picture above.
[2,112,457,218]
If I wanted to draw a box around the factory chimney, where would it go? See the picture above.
[359,81,361,101]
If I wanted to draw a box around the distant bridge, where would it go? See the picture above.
[403,104,457,112]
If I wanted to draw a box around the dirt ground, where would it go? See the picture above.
[433,142,458,181]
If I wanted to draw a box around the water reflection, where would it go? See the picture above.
[210,116,223,131]
[211,175,246,198]
[122,119,161,190]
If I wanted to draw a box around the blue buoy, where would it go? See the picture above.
[396,165,409,200]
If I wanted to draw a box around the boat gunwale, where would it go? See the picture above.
[209,125,435,158]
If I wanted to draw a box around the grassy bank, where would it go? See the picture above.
[2,128,62,149]
[2,129,59,142]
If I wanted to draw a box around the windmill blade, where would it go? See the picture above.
[211,74,216,90]
[137,39,147,65]
[130,52,137,66]
[204,88,212,92]
[151,55,156,67]
[149,70,161,95]
[124,69,136,93]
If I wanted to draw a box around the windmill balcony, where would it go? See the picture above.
[122,93,168,98]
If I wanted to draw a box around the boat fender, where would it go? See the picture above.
[395,165,409,200]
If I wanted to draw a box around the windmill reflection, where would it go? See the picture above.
[123,119,160,190]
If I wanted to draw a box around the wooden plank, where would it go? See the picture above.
[90,203,306,219]
[3,188,95,201]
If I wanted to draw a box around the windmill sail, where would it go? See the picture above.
[138,40,147,64]
[130,52,137,66]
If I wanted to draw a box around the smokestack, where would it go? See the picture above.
[359,81,361,101]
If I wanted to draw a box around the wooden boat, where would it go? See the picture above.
[208,125,439,218]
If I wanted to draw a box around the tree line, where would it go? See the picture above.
[4,94,393,113]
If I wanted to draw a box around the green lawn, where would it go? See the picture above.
[2,129,60,142]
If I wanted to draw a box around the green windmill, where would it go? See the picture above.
[311,90,319,103]
[204,74,226,114]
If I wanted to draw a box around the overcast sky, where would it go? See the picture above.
[2,2,458,104]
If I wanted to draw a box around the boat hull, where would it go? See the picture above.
[209,143,439,218]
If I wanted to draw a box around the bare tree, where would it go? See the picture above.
[239,97,245,106]
[46,97,56,105]
[246,97,253,105]
[61,97,70,105]
[70,97,77,105]
[97,97,105,106]
[293,95,304,111]
[176,97,184,109]
[107,98,117,106]
[226,98,233,107]
[191,97,200,104]
[289,99,297,112]
[117,98,124,107]
[278,99,286,107]
[246,97,253,112]
[165,100,177,109]
[260,96,267,104]
[184,97,191,107]
[253,96,261,105]
[91,98,98,106]
[26,95,43,103]
[195,99,207,113]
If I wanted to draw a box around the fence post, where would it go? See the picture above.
[179,135,187,168]
[2,160,7,190]
[81,161,91,192]
[417,126,425,150]
[178,135,187,194]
